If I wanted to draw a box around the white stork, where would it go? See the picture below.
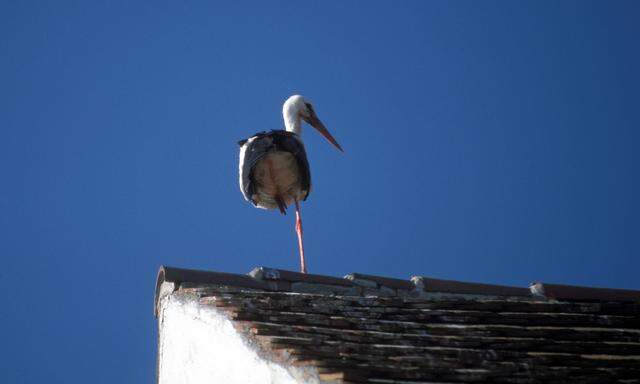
[238,95,343,273]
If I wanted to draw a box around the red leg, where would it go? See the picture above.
[294,199,307,273]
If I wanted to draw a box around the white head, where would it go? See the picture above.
[282,95,343,152]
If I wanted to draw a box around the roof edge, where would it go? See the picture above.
[413,276,531,297]
[154,266,272,317]
[531,282,640,303]
[154,265,640,317]
[250,266,355,287]
[345,272,415,290]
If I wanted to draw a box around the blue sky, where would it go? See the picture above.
[1,1,639,382]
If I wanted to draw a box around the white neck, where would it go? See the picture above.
[282,95,306,135]
[284,115,302,136]
[284,110,302,135]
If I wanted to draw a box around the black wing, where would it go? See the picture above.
[239,131,271,204]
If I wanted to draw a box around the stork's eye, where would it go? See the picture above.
[304,102,315,114]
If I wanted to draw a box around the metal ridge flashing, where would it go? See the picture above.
[413,276,532,297]
[345,273,415,291]
[530,282,640,303]
[250,266,355,287]
[154,266,270,316]
[159,265,270,289]
[154,265,640,318]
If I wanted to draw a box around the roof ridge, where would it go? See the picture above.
[154,265,640,317]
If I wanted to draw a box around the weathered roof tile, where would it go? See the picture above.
[156,265,640,383]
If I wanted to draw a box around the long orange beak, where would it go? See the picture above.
[304,113,343,152]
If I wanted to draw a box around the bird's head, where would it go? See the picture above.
[283,95,343,152]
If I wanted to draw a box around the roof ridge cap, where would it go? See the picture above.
[154,265,640,318]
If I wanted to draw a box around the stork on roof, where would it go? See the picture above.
[238,95,343,273]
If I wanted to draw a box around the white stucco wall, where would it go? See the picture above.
[157,293,317,384]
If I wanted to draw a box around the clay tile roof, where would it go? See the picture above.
[155,266,640,383]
